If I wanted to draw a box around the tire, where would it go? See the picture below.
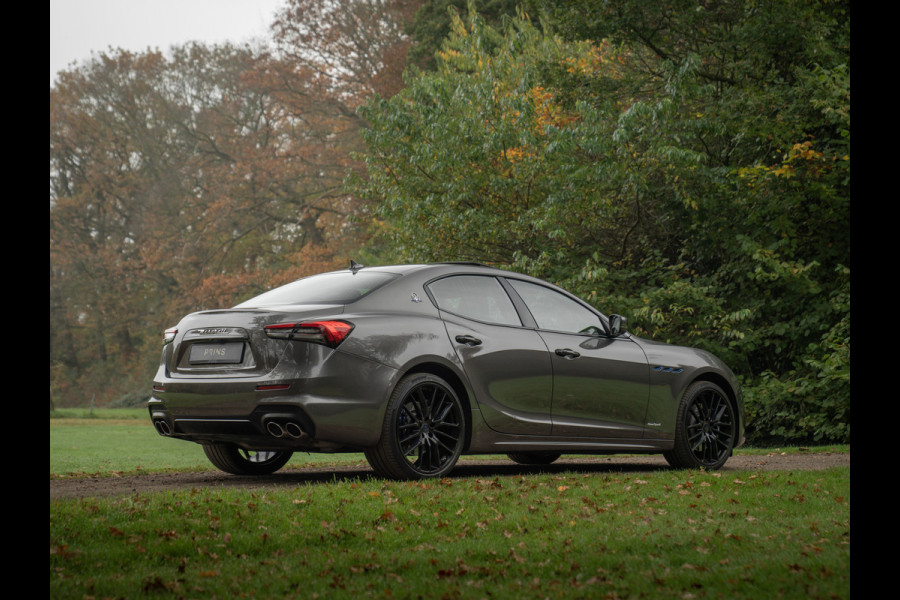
[365,373,466,480]
[507,452,561,465]
[203,443,293,475]
[664,381,736,470]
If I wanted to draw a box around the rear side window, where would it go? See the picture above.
[427,276,521,326]
[235,272,399,307]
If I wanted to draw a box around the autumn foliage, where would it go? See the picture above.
[49,0,418,405]
[50,1,850,445]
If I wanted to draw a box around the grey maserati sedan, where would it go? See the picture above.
[149,262,745,479]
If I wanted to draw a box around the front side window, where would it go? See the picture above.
[508,279,602,335]
[427,276,522,326]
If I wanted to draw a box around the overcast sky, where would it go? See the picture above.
[50,0,286,86]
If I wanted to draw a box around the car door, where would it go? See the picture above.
[505,279,651,439]
[426,275,553,435]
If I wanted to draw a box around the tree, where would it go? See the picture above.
[271,0,421,100]
[355,3,850,443]
[50,3,425,405]
[404,0,526,69]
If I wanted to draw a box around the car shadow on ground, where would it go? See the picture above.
[219,458,674,489]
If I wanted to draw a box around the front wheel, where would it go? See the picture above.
[365,373,466,480]
[664,381,736,470]
[203,443,293,475]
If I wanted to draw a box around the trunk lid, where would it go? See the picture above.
[165,305,344,378]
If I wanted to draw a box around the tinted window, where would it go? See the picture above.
[235,272,399,307]
[428,276,521,326]
[508,279,602,334]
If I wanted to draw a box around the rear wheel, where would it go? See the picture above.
[507,452,561,465]
[664,381,736,470]
[203,443,293,475]
[365,373,466,480]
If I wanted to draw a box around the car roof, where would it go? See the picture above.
[344,262,522,279]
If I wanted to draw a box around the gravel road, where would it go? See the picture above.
[50,452,849,499]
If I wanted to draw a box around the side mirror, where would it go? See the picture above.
[608,314,628,337]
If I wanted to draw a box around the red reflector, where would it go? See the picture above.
[152,384,165,393]
[256,384,290,391]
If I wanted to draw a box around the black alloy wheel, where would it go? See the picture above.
[366,373,465,480]
[203,443,293,475]
[664,381,736,470]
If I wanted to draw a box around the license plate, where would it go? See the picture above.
[189,342,244,364]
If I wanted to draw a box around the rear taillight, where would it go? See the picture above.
[264,320,354,348]
[163,327,177,345]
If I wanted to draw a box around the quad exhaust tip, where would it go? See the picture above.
[265,419,307,439]
[153,416,306,439]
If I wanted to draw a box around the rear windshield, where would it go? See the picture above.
[234,272,399,307]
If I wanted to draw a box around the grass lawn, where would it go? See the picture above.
[50,410,850,599]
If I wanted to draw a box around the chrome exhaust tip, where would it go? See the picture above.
[284,422,306,439]
[265,421,286,438]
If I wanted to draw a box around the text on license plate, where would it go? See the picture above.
[189,342,244,364]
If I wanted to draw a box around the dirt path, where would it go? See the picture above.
[50,452,849,499]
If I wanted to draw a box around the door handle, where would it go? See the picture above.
[455,334,483,347]
[555,348,581,359]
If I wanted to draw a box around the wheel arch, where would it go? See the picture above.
[402,361,474,452]
[690,371,735,401]
[685,370,744,444]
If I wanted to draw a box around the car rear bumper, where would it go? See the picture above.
[149,350,398,451]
